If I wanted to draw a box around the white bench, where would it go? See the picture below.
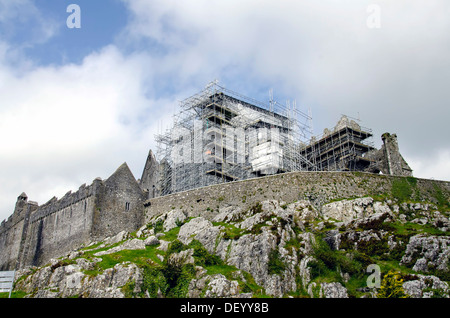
[0,271,15,298]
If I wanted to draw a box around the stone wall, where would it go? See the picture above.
[144,171,450,222]
[20,196,96,268]
[381,133,413,176]
[367,133,413,176]
[91,163,145,241]
[18,182,99,268]
[0,163,146,270]
[0,197,38,270]
[139,150,160,199]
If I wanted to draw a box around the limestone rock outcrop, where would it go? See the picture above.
[10,196,450,298]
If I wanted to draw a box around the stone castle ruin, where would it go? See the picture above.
[1,82,415,270]
[0,163,145,270]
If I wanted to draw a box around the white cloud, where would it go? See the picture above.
[2,46,136,156]
[0,0,59,45]
[408,149,450,182]
[0,45,174,221]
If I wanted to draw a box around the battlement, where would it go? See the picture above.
[29,181,97,225]
[0,163,145,270]
[0,195,37,235]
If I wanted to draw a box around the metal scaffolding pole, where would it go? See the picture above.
[155,80,316,196]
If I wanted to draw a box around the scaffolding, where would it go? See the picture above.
[155,81,314,195]
[298,115,376,172]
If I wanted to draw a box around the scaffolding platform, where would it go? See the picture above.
[154,81,314,195]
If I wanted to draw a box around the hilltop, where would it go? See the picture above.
[7,176,450,298]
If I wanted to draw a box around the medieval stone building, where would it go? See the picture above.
[0,163,144,270]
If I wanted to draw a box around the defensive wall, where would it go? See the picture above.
[0,163,145,270]
[144,171,450,222]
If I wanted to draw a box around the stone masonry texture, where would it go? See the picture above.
[143,171,450,223]
[0,163,145,270]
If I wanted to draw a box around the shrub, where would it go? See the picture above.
[249,202,263,214]
[310,237,362,280]
[309,258,330,279]
[352,251,375,269]
[213,222,245,240]
[189,240,224,267]
[140,239,197,298]
[154,219,164,234]
[167,240,186,254]
[356,236,390,256]
[268,249,286,275]
[141,265,169,297]
[377,271,408,298]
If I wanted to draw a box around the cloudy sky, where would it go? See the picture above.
[1,0,449,222]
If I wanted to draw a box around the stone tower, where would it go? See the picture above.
[380,133,413,176]
[139,149,160,199]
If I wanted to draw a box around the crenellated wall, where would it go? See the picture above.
[0,197,38,270]
[0,163,145,270]
[19,194,97,268]
[28,183,96,225]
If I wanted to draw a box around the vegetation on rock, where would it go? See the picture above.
[4,186,449,298]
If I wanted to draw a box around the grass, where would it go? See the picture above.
[345,274,371,298]
[204,264,237,276]
[311,214,450,297]
[55,220,268,298]
[83,245,163,276]
[389,177,450,211]
[114,239,192,298]
[388,221,449,237]
[161,226,181,242]
[391,178,415,202]
[13,188,450,299]
[433,183,450,210]
[213,221,246,240]
[307,234,389,297]
[153,219,164,234]
[203,263,267,297]
[81,224,181,275]
[82,240,127,256]
[375,259,416,275]
[0,291,27,298]
[284,236,305,255]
